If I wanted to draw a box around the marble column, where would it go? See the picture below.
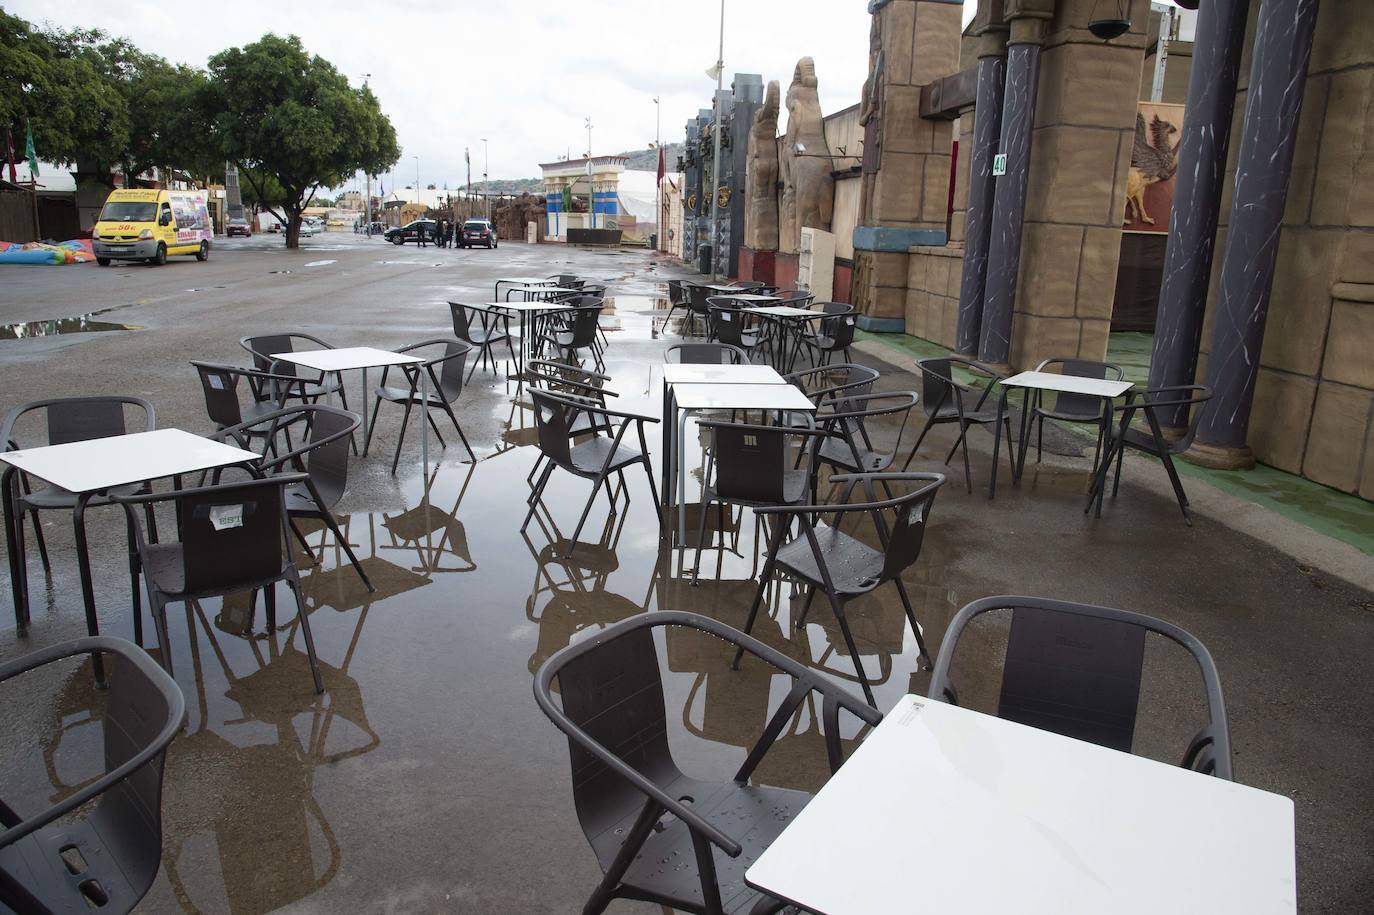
[1189,0,1320,468]
[1148,0,1250,431]
[978,18,1045,368]
[955,38,1008,356]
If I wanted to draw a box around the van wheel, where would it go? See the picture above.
[96,257,111,266]
[151,244,167,266]
[196,241,209,261]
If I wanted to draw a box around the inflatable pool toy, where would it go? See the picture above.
[0,239,96,265]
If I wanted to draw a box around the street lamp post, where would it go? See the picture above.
[413,156,420,211]
[480,138,489,219]
[708,0,725,278]
[653,96,661,252]
[361,73,373,236]
[585,117,594,230]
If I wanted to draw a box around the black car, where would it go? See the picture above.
[384,219,438,245]
[460,219,498,249]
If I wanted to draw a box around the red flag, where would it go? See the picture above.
[656,145,666,184]
[5,128,16,183]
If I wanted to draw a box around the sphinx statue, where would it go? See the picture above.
[780,57,833,255]
[744,80,781,252]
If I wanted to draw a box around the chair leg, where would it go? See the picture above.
[827,594,876,708]
[264,581,277,629]
[336,373,359,455]
[151,595,174,677]
[26,511,50,575]
[521,464,555,532]
[900,414,939,471]
[424,409,447,448]
[324,512,374,590]
[288,519,318,564]
[732,519,787,670]
[364,395,384,457]
[439,400,476,461]
[124,511,142,646]
[390,399,414,475]
[639,459,664,529]
[892,578,932,668]
[690,495,714,585]
[958,422,974,494]
[1158,451,1193,526]
[1036,415,1044,463]
[287,576,325,694]
[565,477,603,557]
[794,585,817,630]
[1111,432,1127,497]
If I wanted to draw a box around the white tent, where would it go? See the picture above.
[615,169,660,245]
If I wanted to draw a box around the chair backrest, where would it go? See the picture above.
[664,342,746,365]
[732,280,765,292]
[432,340,472,402]
[666,279,683,305]
[1141,384,1213,452]
[192,362,248,429]
[579,283,607,298]
[527,359,610,397]
[928,595,1233,779]
[241,334,296,377]
[786,364,879,403]
[529,389,578,470]
[564,306,603,348]
[826,311,857,349]
[702,421,791,503]
[449,303,479,343]
[303,407,356,506]
[709,307,747,347]
[1035,358,1124,417]
[175,476,292,593]
[2,396,155,451]
[562,295,604,310]
[687,284,712,313]
[869,474,943,583]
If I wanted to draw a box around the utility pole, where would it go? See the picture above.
[585,116,594,230]
[709,0,725,278]
[1151,4,1175,102]
[361,73,373,236]
[654,95,661,252]
[481,138,489,219]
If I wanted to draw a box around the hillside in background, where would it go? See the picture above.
[617,143,683,170]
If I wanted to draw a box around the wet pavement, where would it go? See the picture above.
[0,237,1371,913]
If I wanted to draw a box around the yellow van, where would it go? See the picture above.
[92,188,213,266]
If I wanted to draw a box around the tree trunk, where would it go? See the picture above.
[285,205,302,248]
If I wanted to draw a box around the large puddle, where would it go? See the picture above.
[0,306,141,339]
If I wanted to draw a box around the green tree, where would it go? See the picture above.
[238,166,288,217]
[203,34,398,247]
[0,11,127,166]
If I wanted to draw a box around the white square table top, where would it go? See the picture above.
[497,276,555,285]
[0,428,261,495]
[505,285,581,295]
[746,694,1296,915]
[746,305,822,319]
[663,364,786,386]
[1001,370,1133,398]
[671,382,816,412]
[482,300,575,313]
[701,283,747,292]
[271,346,422,372]
[713,293,780,302]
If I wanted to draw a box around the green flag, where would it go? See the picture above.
[560,185,572,212]
[24,123,37,180]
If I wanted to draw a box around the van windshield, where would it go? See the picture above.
[99,201,157,222]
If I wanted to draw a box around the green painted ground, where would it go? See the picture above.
[857,328,1374,556]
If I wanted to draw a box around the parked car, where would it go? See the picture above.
[265,221,282,233]
[226,216,252,238]
[459,219,498,249]
[384,219,438,245]
[297,220,318,237]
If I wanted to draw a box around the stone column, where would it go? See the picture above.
[1188,0,1320,469]
[955,28,1008,355]
[1147,0,1250,431]
[978,14,1047,368]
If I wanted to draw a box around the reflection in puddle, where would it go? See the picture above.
[0,307,142,339]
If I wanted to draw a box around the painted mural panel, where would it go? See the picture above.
[1123,102,1184,234]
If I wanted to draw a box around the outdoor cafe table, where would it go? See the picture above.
[0,428,261,685]
[472,300,577,383]
[660,366,815,544]
[494,276,555,300]
[745,304,825,372]
[746,694,1296,915]
[270,346,431,470]
[986,370,1134,499]
[502,285,581,302]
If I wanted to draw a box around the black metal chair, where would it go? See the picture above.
[900,356,1016,493]
[731,280,767,292]
[522,389,661,556]
[547,273,584,288]
[1030,357,1125,468]
[1087,384,1212,525]
[814,392,920,484]
[190,361,307,453]
[691,418,828,584]
[366,339,476,473]
[685,283,715,337]
[449,302,517,380]
[665,342,748,365]
[540,304,605,371]
[707,303,765,363]
[0,635,185,914]
[664,280,690,331]
[1,396,158,627]
[239,333,347,407]
[928,595,1233,779]
[785,364,880,406]
[794,304,857,369]
[736,472,946,707]
[209,405,374,592]
[533,610,882,915]
[523,361,619,485]
[114,474,325,693]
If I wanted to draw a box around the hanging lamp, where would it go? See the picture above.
[1088,0,1132,40]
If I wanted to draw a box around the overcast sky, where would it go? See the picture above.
[10,0,983,191]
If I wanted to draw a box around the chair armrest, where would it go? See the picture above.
[752,472,945,516]
[0,637,185,849]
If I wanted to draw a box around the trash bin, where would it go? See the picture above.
[697,245,712,275]
[649,233,657,250]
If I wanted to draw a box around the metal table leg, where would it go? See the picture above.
[4,466,29,633]
[72,492,107,687]
[1013,387,1034,482]
[988,388,1009,500]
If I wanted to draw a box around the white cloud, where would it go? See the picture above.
[8,0,978,189]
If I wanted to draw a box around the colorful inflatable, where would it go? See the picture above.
[0,239,96,265]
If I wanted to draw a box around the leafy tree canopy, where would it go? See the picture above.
[204,34,398,246]
[0,11,128,166]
